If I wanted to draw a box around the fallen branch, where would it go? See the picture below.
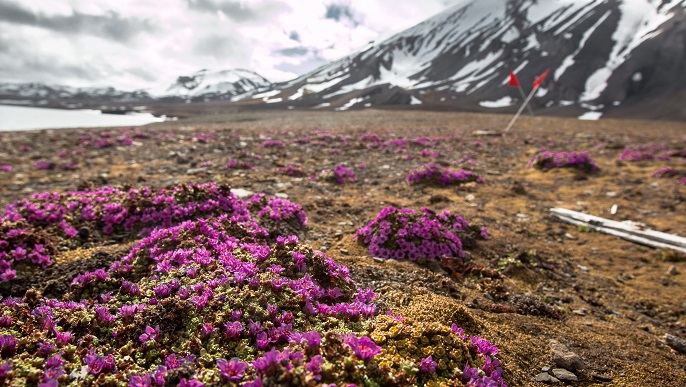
[549,208,686,254]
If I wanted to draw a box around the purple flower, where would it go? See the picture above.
[201,323,217,337]
[152,366,167,386]
[306,355,324,380]
[128,375,152,387]
[419,355,437,373]
[216,358,248,381]
[139,325,160,343]
[225,321,243,339]
[178,378,203,387]
[36,341,55,357]
[470,336,499,356]
[0,335,17,356]
[0,316,12,328]
[252,349,280,375]
[54,330,73,346]
[342,334,380,361]
[84,349,116,375]
[0,360,11,380]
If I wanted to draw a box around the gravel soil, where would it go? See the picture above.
[1,108,685,386]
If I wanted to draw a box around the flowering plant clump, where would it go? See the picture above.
[355,207,488,261]
[370,316,505,386]
[246,194,308,240]
[226,159,254,169]
[315,165,356,184]
[527,149,599,172]
[618,146,684,162]
[0,183,306,281]
[275,163,305,177]
[78,127,164,150]
[406,163,484,187]
[653,167,686,184]
[261,140,285,148]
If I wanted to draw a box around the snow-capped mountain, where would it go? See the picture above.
[157,69,272,102]
[0,68,272,108]
[0,83,154,104]
[254,0,686,120]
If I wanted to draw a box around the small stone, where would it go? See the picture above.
[465,194,475,201]
[667,265,678,276]
[572,309,587,316]
[274,193,288,199]
[552,368,578,382]
[592,374,613,382]
[78,227,90,239]
[664,334,686,354]
[339,249,349,255]
[230,188,254,198]
[577,265,589,271]
[535,372,560,384]
[551,340,584,371]
[565,233,576,240]
[541,366,551,372]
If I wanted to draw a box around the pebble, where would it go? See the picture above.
[230,188,254,198]
[592,374,613,382]
[552,368,578,382]
[572,308,587,316]
[465,194,475,201]
[541,366,551,372]
[274,193,289,199]
[339,249,349,255]
[666,265,678,276]
[664,334,686,354]
[534,372,560,384]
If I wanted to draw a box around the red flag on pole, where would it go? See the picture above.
[533,69,550,89]
[508,71,520,87]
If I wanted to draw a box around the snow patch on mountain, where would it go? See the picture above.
[480,96,513,108]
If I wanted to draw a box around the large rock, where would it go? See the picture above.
[551,340,585,371]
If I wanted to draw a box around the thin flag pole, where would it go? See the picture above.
[504,86,538,133]
[517,85,535,116]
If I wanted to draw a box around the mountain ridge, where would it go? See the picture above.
[250,0,686,120]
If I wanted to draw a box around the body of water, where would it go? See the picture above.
[0,105,167,131]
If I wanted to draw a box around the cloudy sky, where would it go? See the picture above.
[0,0,460,91]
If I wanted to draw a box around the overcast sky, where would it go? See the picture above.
[0,0,460,91]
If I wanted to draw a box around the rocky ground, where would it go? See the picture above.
[0,109,685,386]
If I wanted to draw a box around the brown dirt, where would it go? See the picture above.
[1,109,685,386]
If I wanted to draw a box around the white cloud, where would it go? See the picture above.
[0,0,461,90]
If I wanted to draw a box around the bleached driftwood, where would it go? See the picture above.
[549,208,686,254]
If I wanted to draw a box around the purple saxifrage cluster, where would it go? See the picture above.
[406,163,484,187]
[653,167,686,185]
[275,163,305,177]
[527,149,599,172]
[0,182,307,282]
[355,207,488,261]
[316,165,356,184]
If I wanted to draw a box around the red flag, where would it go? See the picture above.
[508,71,520,87]
[533,69,550,89]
